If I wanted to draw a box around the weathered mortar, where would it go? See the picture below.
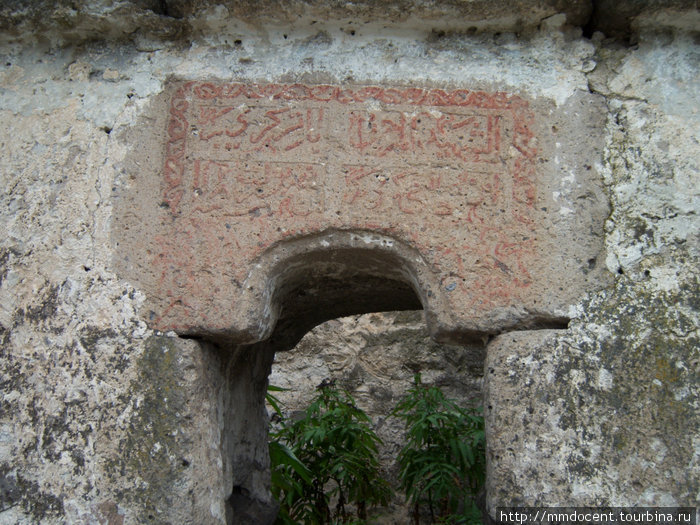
[0,1,697,523]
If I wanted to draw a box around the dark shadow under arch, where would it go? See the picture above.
[260,246,424,353]
[202,229,455,347]
[214,233,445,524]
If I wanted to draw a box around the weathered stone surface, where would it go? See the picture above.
[0,0,593,46]
[590,0,700,39]
[486,276,698,508]
[166,0,593,32]
[0,3,697,523]
[485,27,699,512]
[115,81,610,344]
[2,0,697,50]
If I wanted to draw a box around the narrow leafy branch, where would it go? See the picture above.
[392,374,485,525]
[268,381,390,524]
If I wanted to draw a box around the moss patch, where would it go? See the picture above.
[114,335,190,522]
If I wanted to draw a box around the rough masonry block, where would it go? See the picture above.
[114,82,610,344]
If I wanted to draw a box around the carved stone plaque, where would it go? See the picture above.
[115,82,609,341]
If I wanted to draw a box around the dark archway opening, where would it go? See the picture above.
[216,242,465,524]
[259,246,424,354]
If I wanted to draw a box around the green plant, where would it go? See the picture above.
[269,381,391,524]
[267,386,314,523]
[392,374,485,524]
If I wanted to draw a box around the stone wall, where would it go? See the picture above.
[0,1,697,523]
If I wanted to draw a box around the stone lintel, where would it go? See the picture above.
[114,81,610,345]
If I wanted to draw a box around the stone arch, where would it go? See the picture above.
[235,229,452,351]
[219,230,457,523]
[116,80,609,348]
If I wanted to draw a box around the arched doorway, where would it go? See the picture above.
[207,232,478,523]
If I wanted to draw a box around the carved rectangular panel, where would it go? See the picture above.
[116,82,609,338]
[164,85,533,266]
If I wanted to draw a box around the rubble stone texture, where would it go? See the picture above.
[0,1,697,524]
